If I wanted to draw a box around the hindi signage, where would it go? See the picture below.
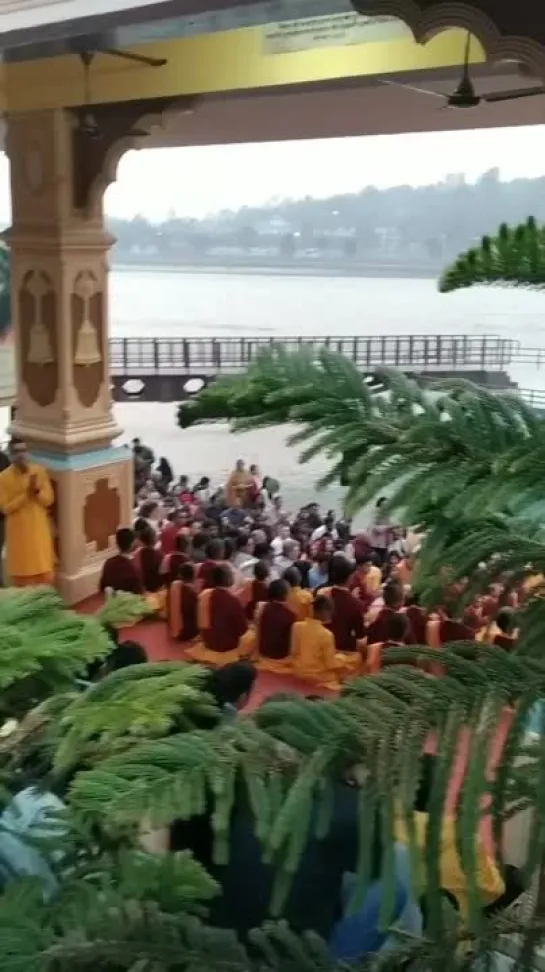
[263,13,408,55]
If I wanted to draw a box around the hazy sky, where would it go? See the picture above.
[0,124,543,221]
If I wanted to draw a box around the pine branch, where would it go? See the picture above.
[439,217,545,292]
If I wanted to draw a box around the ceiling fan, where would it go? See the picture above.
[75,48,167,139]
[379,32,545,107]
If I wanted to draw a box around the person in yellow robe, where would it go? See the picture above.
[290,594,345,691]
[0,439,55,586]
[283,566,313,621]
[225,459,252,508]
[394,754,504,919]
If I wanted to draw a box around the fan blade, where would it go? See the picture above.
[484,86,545,103]
[379,79,444,99]
[102,48,167,68]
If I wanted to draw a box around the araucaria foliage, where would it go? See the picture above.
[438,216,545,292]
[2,342,545,966]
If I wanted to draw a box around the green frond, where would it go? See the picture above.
[0,589,111,720]
[439,217,545,292]
[53,662,219,774]
[96,592,156,628]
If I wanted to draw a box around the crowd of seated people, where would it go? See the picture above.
[97,458,532,692]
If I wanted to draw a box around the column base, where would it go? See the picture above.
[30,444,134,606]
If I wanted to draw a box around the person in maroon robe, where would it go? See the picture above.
[99,527,142,595]
[366,582,414,645]
[257,579,296,663]
[239,559,270,621]
[323,555,365,654]
[404,595,428,645]
[493,607,518,652]
[135,525,163,593]
[168,562,199,641]
[433,609,476,646]
[198,538,226,591]
[160,508,185,556]
[366,612,413,674]
[162,532,191,586]
[198,563,248,655]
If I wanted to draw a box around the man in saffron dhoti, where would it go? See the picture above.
[0,438,55,586]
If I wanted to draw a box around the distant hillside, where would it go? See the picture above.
[108,168,544,268]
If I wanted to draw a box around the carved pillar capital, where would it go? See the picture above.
[6,97,180,222]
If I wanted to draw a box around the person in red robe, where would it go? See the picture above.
[426,604,475,676]
[366,582,414,645]
[134,525,163,593]
[254,578,297,674]
[426,608,476,648]
[168,562,199,642]
[161,532,191,586]
[365,612,412,675]
[238,559,270,621]
[186,563,248,667]
[160,509,185,556]
[197,538,226,591]
[320,556,365,668]
[99,527,143,595]
[493,607,519,651]
[404,594,428,645]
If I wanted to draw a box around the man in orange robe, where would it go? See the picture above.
[225,459,252,508]
[348,554,382,601]
[186,563,248,667]
[283,566,313,621]
[290,594,344,690]
[0,439,55,586]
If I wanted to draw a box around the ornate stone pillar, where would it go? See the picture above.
[6,107,134,604]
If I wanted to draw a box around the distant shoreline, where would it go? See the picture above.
[112,259,440,281]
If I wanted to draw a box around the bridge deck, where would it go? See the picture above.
[109,334,517,376]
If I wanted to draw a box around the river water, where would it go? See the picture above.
[9,269,545,518]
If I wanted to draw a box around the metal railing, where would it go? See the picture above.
[519,389,545,411]
[511,348,545,369]
[109,334,517,375]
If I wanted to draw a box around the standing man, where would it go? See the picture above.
[0,438,55,586]
[0,443,10,586]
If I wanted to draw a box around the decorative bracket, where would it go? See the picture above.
[70,96,196,215]
[351,0,545,79]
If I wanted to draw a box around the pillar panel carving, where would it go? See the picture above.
[7,108,121,454]
[6,105,143,603]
